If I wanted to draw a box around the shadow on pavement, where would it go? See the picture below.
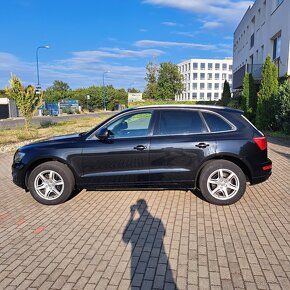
[122,199,179,290]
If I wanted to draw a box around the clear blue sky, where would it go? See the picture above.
[0,0,252,90]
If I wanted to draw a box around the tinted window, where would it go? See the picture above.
[202,112,233,132]
[157,110,206,135]
[107,111,152,138]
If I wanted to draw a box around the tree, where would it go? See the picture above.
[242,73,257,121]
[5,75,43,130]
[128,88,141,93]
[220,80,231,106]
[272,80,290,133]
[156,62,184,100]
[49,80,70,91]
[256,55,279,130]
[45,80,71,102]
[143,62,158,99]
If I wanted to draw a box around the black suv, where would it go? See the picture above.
[12,105,272,205]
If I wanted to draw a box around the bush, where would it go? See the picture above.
[272,80,290,133]
[39,120,56,128]
[62,107,74,114]
[75,109,81,114]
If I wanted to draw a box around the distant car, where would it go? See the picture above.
[12,105,272,205]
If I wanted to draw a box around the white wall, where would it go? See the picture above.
[233,0,290,77]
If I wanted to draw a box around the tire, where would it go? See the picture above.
[28,161,75,205]
[199,160,246,205]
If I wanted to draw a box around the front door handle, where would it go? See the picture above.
[195,142,210,149]
[134,145,147,151]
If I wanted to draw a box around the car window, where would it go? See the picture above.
[202,112,233,132]
[107,111,152,138]
[156,110,207,135]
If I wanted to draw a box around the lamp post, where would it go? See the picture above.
[36,45,49,93]
[102,71,110,111]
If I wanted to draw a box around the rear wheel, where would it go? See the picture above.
[199,160,246,205]
[28,161,75,205]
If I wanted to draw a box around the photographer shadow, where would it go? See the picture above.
[122,199,178,290]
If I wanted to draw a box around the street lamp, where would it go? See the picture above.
[36,45,49,93]
[102,71,110,111]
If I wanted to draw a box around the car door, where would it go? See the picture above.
[81,110,155,187]
[149,109,216,186]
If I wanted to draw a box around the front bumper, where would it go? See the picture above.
[12,163,27,189]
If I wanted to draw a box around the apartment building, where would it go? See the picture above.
[176,58,233,102]
[233,0,290,89]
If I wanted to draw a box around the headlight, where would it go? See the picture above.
[14,151,25,163]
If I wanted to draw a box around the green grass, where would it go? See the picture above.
[265,131,290,141]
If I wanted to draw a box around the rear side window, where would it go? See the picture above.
[157,110,207,135]
[202,112,233,132]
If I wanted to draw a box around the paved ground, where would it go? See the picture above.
[0,112,114,129]
[0,140,289,290]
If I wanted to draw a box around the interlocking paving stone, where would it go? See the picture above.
[0,139,289,289]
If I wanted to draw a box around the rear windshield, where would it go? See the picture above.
[202,112,233,132]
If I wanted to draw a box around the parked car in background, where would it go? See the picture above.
[12,105,272,205]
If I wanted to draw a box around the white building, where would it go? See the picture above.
[233,0,290,89]
[176,58,233,102]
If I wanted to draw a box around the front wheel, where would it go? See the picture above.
[199,160,246,205]
[28,161,75,205]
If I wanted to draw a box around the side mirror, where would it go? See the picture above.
[96,128,109,140]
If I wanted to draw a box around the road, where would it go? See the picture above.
[0,139,289,289]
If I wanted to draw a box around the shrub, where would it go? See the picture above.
[39,120,56,128]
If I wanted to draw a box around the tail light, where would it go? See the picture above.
[253,137,267,151]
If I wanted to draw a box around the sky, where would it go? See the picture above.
[0,0,253,90]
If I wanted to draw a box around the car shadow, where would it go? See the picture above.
[271,149,290,160]
[122,199,179,290]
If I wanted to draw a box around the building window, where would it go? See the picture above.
[222,73,227,80]
[250,33,255,48]
[207,83,212,89]
[200,92,205,100]
[214,93,219,99]
[193,73,198,80]
[192,92,197,100]
[193,63,198,70]
[229,65,232,71]
[200,83,205,90]
[192,83,197,90]
[188,73,190,80]
[222,64,227,71]
[215,73,219,80]
[214,83,219,90]
[207,92,212,100]
[207,73,212,80]
[200,73,205,80]
[188,83,190,90]
[215,63,220,70]
[208,63,213,70]
[229,74,232,81]
[273,33,281,60]
[200,63,205,70]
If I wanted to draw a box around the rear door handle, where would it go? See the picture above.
[134,145,147,151]
[195,142,210,149]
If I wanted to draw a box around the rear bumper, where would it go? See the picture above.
[251,158,272,185]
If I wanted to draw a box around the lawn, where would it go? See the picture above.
[0,116,108,146]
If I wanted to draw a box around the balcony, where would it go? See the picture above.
[233,64,263,89]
